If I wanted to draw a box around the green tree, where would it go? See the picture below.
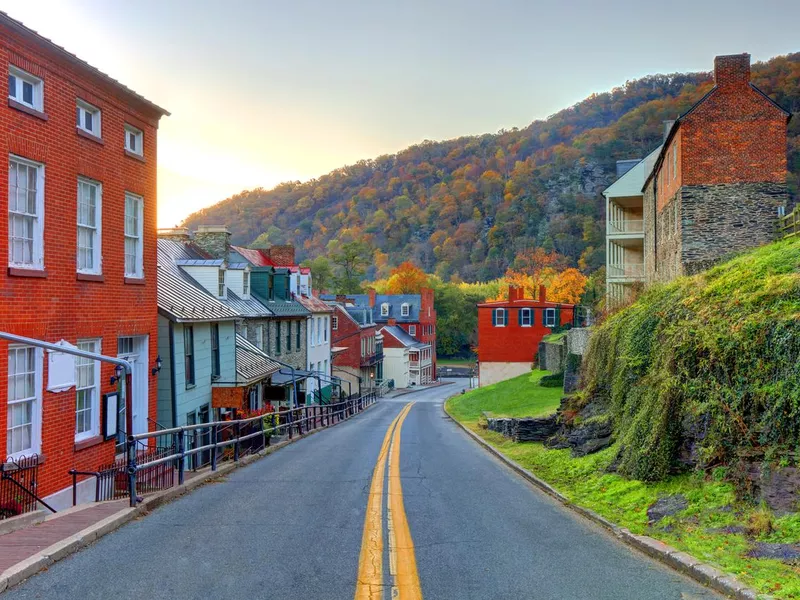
[331,240,371,293]
[303,256,334,294]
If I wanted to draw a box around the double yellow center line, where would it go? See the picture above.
[354,402,422,600]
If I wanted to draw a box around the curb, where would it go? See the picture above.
[441,399,760,600]
[0,401,377,594]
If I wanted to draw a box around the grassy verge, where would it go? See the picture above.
[446,378,800,599]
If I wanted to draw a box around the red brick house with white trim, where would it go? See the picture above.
[0,13,168,510]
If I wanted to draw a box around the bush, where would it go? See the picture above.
[539,372,565,388]
[581,238,800,482]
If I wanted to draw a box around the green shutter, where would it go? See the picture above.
[492,309,497,326]
[517,309,522,326]
[277,322,281,354]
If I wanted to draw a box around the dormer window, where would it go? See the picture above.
[401,303,410,317]
[76,100,101,137]
[125,124,143,156]
[218,268,226,297]
[9,66,43,112]
[380,303,389,317]
[243,271,250,297]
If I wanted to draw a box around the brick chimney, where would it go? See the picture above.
[508,285,521,302]
[367,288,376,307]
[193,226,231,259]
[388,318,397,326]
[539,285,547,303]
[157,227,190,243]
[266,245,296,266]
[714,53,751,89]
[335,294,347,304]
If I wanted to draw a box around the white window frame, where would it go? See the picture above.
[520,308,532,327]
[324,317,328,342]
[242,271,250,297]
[544,308,557,328]
[256,325,263,349]
[76,99,101,137]
[77,177,102,274]
[8,155,45,270]
[380,303,389,317]
[9,65,43,111]
[332,316,338,331]
[217,268,226,298]
[494,308,507,327]
[75,339,101,442]
[124,124,143,156]
[409,325,417,336]
[401,303,410,317]
[124,192,143,278]
[310,318,316,347]
[6,345,43,459]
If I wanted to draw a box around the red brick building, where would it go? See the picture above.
[329,304,380,395]
[477,286,575,387]
[0,13,168,509]
[643,53,791,282]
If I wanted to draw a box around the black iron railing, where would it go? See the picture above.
[1,454,54,519]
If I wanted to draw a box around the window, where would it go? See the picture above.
[9,66,43,111]
[211,324,220,379]
[380,303,389,317]
[287,321,292,351]
[8,156,45,269]
[296,321,301,348]
[310,318,315,347]
[217,268,226,297]
[124,124,143,155]
[242,271,250,297]
[124,193,143,278]
[256,324,263,350]
[7,346,41,457]
[672,145,677,181]
[401,303,410,317]
[409,325,417,336]
[332,316,338,331]
[268,275,274,300]
[493,308,507,327]
[276,322,281,354]
[519,308,533,327]
[184,326,195,387]
[77,178,101,274]
[76,100,101,137]
[324,317,328,342]
[544,308,557,328]
[324,359,328,375]
[75,339,100,441]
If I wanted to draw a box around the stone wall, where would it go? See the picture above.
[565,328,591,356]
[538,340,565,373]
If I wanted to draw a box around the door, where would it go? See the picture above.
[117,336,149,439]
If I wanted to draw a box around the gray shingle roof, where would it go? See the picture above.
[157,267,240,323]
[236,334,281,383]
[320,293,422,322]
[253,292,310,317]
[381,325,429,349]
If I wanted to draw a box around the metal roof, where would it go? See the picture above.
[256,295,310,317]
[176,259,225,267]
[157,267,239,323]
[235,335,281,384]
[380,325,429,349]
[227,262,249,270]
[320,293,422,322]
[296,294,333,314]
[220,290,274,318]
[602,145,662,199]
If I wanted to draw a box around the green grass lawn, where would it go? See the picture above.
[541,332,566,343]
[436,357,476,367]
[446,370,562,425]
[446,378,800,600]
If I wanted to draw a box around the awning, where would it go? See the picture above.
[236,334,281,384]
[331,346,348,354]
[271,368,311,386]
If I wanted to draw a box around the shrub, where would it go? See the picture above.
[539,372,565,388]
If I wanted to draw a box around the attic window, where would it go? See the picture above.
[401,303,410,317]
[218,269,226,297]
[243,271,250,296]
[381,303,389,317]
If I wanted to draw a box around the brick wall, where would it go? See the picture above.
[0,21,165,500]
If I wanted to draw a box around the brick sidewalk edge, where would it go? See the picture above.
[441,398,763,600]
[0,401,378,594]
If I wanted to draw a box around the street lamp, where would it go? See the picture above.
[110,364,123,386]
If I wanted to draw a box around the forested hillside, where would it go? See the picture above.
[183,54,800,282]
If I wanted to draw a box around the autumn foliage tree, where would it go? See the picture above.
[386,261,429,294]
[548,268,589,304]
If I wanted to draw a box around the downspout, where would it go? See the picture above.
[169,321,178,428]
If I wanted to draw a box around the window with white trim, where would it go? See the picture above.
[75,339,100,441]
[493,308,507,327]
[77,178,101,274]
[324,317,328,342]
[332,316,338,330]
[76,99,101,137]
[409,325,416,336]
[7,346,42,458]
[520,308,532,327]
[544,308,557,328]
[401,303,410,317]
[380,303,389,317]
[124,193,143,277]
[217,268,226,297]
[8,66,43,111]
[256,324,263,349]
[242,271,250,297]
[124,124,143,155]
[9,156,45,269]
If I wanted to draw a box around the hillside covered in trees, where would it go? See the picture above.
[183,54,800,283]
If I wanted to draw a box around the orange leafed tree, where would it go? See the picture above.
[489,248,565,301]
[547,268,588,304]
[386,261,429,294]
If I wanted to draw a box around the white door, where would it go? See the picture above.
[118,336,149,438]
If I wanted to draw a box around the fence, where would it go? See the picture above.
[779,206,799,239]
[70,393,378,508]
[1,454,49,520]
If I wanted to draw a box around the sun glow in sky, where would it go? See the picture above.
[4,0,799,227]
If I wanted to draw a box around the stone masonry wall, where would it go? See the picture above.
[538,341,565,373]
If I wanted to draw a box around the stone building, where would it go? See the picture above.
[642,53,791,283]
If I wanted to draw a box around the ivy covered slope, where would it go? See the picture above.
[184,54,800,282]
[582,236,800,482]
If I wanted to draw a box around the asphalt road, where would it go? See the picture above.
[6,382,722,599]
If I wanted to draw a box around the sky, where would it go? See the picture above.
[3,0,799,227]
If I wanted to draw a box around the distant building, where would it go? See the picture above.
[328,303,382,395]
[296,294,333,402]
[476,286,575,387]
[0,13,169,509]
[380,324,433,388]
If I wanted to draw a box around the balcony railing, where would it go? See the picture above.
[607,263,645,279]
[608,220,644,235]
[360,350,384,367]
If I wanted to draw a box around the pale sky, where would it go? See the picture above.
[4,0,799,226]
